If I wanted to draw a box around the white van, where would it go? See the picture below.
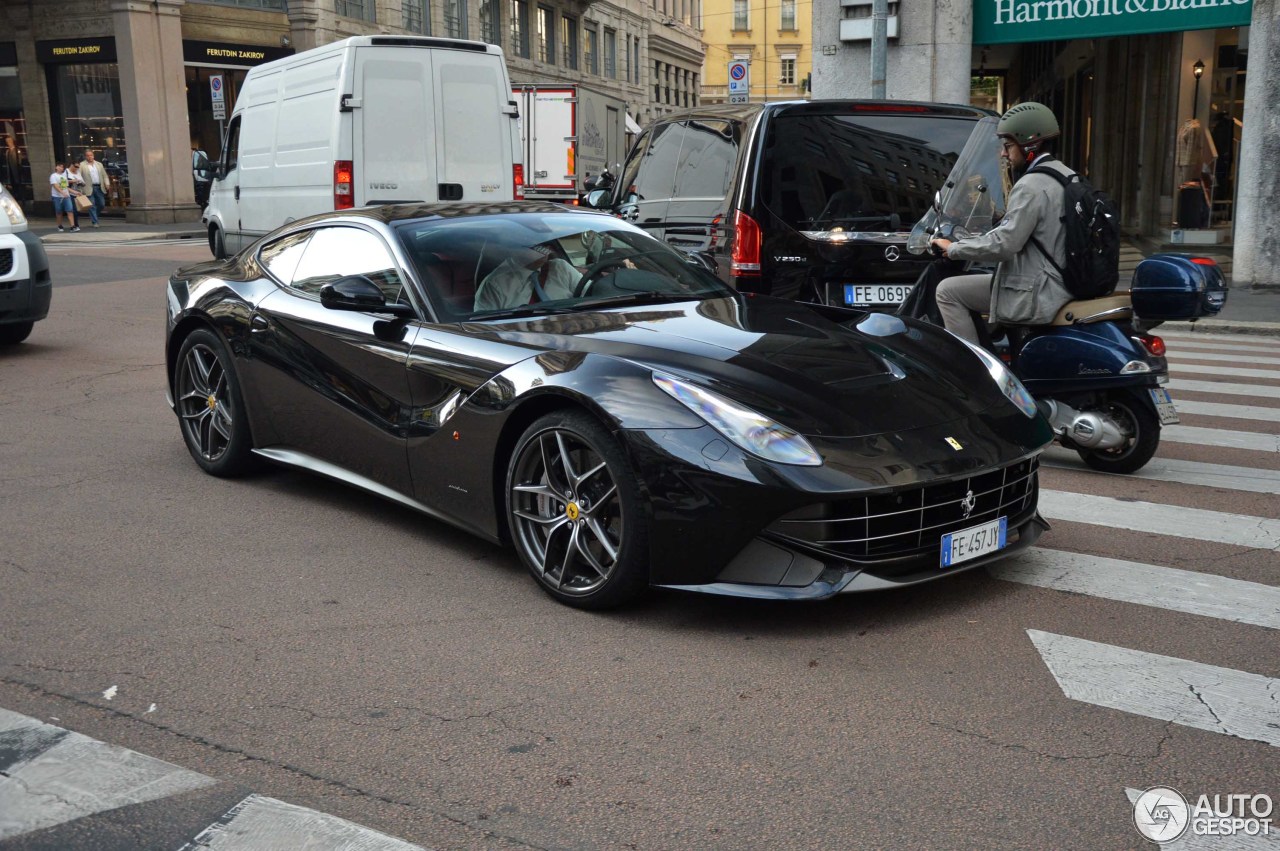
[202,35,522,258]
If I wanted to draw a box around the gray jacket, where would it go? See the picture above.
[947,156,1074,325]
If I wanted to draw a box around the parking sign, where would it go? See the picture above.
[210,74,226,120]
[728,60,749,95]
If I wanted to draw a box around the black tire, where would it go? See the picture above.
[1076,391,1161,474]
[0,322,34,345]
[173,328,257,477]
[210,225,226,260]
[506,410,649,609]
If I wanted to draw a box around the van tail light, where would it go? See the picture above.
[513,164,525,200]
[1134,333,1166,357]
[333,160,354,210]
[730,210,762,276]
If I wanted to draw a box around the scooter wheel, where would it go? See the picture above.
[1076,392,1160,474]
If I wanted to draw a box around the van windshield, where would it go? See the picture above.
[758,112,980,235]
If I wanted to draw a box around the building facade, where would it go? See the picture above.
[0,0,704,222]
[810,0,1280,287]
[699,0,812,104]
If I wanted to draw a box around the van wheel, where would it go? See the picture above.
[210,226,226,260]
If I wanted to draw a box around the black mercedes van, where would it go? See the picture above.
[593,100,993,309]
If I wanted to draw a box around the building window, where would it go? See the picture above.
[336,0,375,21]
[561,16,579,69]
[780,0,796,31]
[630,37,639,84]
[444,0,467,37]
[479,0,501,44]
[732,0,749,31]
[510,0,529,58]
[404,0,430,33]
[692,72,699,106]
[537,6,555,63]
[603,29,616,79]
[654,61,661,102]
[780,57,795,86]
[585,25,598,75]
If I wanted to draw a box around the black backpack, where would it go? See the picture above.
[1029,165,1121,299]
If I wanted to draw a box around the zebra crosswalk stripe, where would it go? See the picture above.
[0,708,425,849]
[1027,630,1280,748]
[1042,450,1280,494]
[1039,490,1280,550]
[1174,399,1280,423]
[0,708,216,841]
[1161,336,1280,352]
[1162,424,1280,453]
[1168,352,1280,367]
[991,549,1280,630]
[1169,363,1280,381]
[1169,379,1280,400]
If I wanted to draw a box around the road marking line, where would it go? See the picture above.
[1039,490,1280,550]
[1169,379,1280,400]
[1043,449,1280,495]
[1161,330,1280,346]
[1123,788,1280,849]
[1164,338,1280,355]
[1174,398,1280,423]
[178,794,425,851]
[1162,424,1280,453]
[0,712,216,841]
[1172,363,1280,381]
[1028,630,1280,747]
[992,549,1280,629]
[1170,351,1280,366]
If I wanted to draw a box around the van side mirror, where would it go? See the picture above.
[194,153,213,180]
[320,276,415,317]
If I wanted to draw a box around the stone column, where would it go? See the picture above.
[7,14,57,216]
[288,0,324,52]
[1233,0,1279,287]
[111,0,199,223]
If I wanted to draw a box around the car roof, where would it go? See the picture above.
[647,100,996,126]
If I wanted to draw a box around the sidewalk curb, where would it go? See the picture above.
[38,229,204,245]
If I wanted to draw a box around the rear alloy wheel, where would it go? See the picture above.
[0,321,34,345]
[174,328,256,477]
[1076,391,1160,475]
[507,411,649,609]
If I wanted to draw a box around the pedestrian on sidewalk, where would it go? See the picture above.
[78,149,110,225]
[66,162,99,227]
[48,163,79,232]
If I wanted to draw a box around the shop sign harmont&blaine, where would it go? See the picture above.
[973,0,1252,44]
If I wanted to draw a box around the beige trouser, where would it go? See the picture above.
[936,273,993,345]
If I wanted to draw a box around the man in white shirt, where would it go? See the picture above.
[474,243,582,312]
[77,150,111,224]
[49,163,78,232]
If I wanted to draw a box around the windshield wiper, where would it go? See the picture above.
[573,291,712,310]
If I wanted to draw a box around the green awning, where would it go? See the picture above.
[973,0,1252,45]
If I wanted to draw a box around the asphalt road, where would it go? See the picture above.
[1,242,1277,850]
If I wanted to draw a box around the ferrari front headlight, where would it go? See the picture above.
[652,372,822,466]
[959,339,1038,419]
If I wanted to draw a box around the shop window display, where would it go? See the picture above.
[50,63,129,208]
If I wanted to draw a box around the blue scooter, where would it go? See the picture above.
[901,117,1226,474]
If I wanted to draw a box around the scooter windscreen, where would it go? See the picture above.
[906,117,1009,255]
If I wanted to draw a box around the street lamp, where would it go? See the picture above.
[1192,58,1205,120]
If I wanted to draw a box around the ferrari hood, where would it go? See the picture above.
[481,295,1016,437]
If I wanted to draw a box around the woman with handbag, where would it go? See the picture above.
[66,163,97,228]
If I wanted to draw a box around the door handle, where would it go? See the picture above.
[234,185,240,201]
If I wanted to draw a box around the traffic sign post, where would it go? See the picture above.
[727,60,749,104]
[210,74,226,121]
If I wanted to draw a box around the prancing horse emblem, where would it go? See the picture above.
[884,245,901,262]
[960,489,976,519]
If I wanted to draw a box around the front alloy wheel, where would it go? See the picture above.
[175,328,255,477]
[507,411,648,609]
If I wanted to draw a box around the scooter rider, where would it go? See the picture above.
[929,102,1075,345]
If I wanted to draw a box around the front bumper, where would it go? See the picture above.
[0,230,52,325]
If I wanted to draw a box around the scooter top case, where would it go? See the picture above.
[1014,320,1166,398]
[1130,253,1228,321]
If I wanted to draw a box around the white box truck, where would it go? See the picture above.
[512,84,627,204]
[203,35,521,258]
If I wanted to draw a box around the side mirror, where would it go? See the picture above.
[194,153,213,180]
[320,275,414,317]
[584,189,609,209]
[684,250,717,273]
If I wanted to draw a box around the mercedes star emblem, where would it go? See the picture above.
[884,245,901,262]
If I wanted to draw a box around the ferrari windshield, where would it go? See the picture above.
[396,213,731,320]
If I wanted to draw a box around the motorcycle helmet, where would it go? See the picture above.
[997,102,1060,151]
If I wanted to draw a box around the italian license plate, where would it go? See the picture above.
[1150,387,1180,425]
[941,517,1007,568]
[845,284,912,306]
